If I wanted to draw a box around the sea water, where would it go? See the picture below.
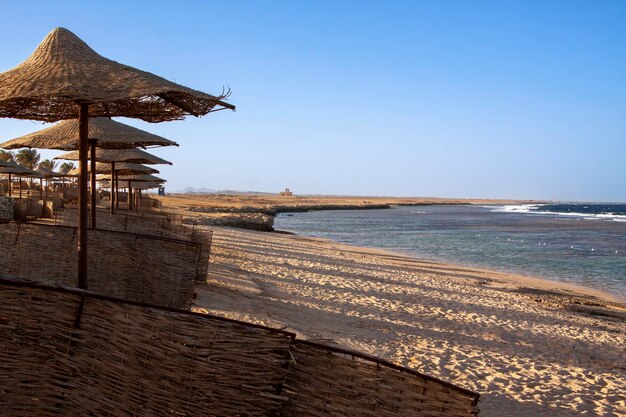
[274,204,626,300]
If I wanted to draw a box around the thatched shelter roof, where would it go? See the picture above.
[34,166,57,178]
[0,159,37,176]
[56,148,171,165]
[98,173,165,183]
[0,118,178,150]
[132,182,164,190]
[0,27,235,122]
[67,162,158,176]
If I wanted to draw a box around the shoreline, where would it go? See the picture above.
[195,226,626,416]
[156,194,624,304]
[273,228,626,306]
[274,227,626,307]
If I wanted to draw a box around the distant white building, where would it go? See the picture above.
[279,188,293,197]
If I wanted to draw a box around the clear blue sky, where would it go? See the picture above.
[0,1,624,201]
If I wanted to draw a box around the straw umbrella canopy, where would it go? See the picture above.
[0,117,179,150]
[132,182,164,190]
[71,162,159,176]
[99,174,165,183]
[56,148,171,211]
[33,166,55,199]
[0,160,38,197]
[0,158,31,173]
[0,117,178,223]
[97,173,166,211]
[0,160,25,197]
[55,148,172,165]
[0,27,235,289]
[67,163,158,196]
[34,165,68,178]
[97,177,165,187]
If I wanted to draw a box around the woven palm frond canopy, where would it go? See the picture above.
[99,173,165,183]
[56,148,171,165]
[0,118,178,150]
[34,165,69,178]
[97,180,164,190]
[0,27,234,290]
[0,159,35,175]
[0,27,235,122]
[69,162,159,176]
[132,181,164,190]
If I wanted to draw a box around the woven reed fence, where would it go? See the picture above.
[0,221,198,308]
[0,277,294,417]
[12,198,54,220]
[0,277,480,417]
[55,208,212,281]
[280,341,479,417]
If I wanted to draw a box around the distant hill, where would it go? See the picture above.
[178,187,217,194]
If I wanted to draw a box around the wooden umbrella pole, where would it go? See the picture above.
[19,176,21,198]
[110,161,115,214]
[40,178,43,199]
[115,172,119,210]
[8,173,11,197]
[89,139,97,229]
[127,180,132,210]
[77,103,89,290]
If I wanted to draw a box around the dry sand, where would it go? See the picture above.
[194,226,626,417]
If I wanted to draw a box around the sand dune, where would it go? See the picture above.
[194,227,625,417]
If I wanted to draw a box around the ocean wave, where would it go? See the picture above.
[488,204,626,222]
[487,204,545,214]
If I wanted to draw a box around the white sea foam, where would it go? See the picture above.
[488,205,626,222]
[487,204,545,214]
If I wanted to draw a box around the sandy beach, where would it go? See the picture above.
[194,226,626,417]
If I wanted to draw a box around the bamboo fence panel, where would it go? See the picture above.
[0,277,294,416]
[55,208,212,281]
[0,277,480,416]
[0,222,198,308]
[280,341,480,417]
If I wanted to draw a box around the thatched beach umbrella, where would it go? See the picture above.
[68,162,159,197]
[67,162,158,200]
[0,117,178,224]
[0,160,40,197]
[100,173,165,183]
[0,28,233,288]
[56,148,171,210]
[34,166,55,199]
[74,162,159,176]
[0,117,179,150]
[34,165,65,178]
[0,27,234,289]
[32,165,73,199]
[56,148,172,165]
[0,159,33,197]
[97,173,166,210]
[132,181,164,190]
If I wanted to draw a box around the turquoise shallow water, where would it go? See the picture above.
[274,205,626,300]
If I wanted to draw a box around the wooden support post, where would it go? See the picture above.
[110,162,115,214]
[89,140,97,229]
[127,180,132,210]
[115,172,119,210]
[77,103,89,290]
